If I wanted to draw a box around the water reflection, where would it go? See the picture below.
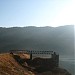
[59,59,75,75]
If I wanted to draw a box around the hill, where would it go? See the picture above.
[0,25,74,57]
[0,53,71,75]
[0,53,34,75]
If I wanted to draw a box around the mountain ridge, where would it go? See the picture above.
[0,25,74,57]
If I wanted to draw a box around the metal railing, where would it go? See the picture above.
[10,50,54,54]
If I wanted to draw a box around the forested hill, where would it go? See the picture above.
[0,25,74,57]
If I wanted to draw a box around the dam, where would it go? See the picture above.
[10,50,59,72]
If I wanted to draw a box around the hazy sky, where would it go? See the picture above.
[0,0,75,27]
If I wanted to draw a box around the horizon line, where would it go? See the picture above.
[0,25,74,28]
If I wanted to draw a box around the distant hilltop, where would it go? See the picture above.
[0,25,74,58]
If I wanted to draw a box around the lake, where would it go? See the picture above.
[59,58,75,75]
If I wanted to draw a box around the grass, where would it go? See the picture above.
[0,53,34,75]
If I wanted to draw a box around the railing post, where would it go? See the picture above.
[30,53,32,60]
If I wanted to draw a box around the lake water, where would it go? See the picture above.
[59,59,75,75]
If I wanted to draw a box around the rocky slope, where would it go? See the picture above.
[0,53,34,75]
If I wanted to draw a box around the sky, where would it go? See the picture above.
[0,0,75,27]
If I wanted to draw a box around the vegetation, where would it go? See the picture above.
[0,53,34,75]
